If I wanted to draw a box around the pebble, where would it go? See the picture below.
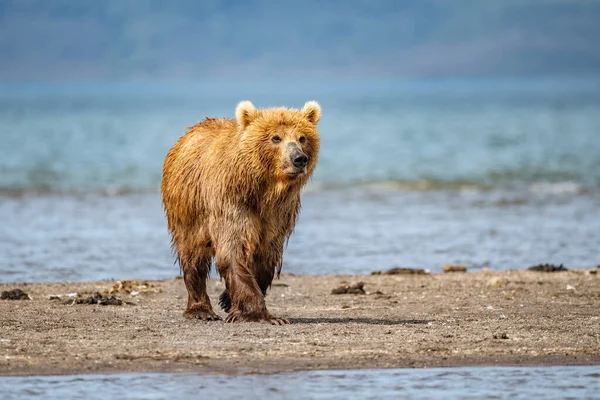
[488,277,509,288]
[331,282,366,295]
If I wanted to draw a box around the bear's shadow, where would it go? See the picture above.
[290,317,432,325]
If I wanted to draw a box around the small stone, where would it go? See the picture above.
[106,280,158,295]
[487,305,494,310]
[566,285,576,291]
[487,277,509,288]
[331,282,366,295]
[443,264,467,273]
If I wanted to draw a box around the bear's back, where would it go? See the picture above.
[182,117,236,150]
[161,117,239,220]
[165,117,237,170]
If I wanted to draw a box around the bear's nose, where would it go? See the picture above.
[293,153,308,168]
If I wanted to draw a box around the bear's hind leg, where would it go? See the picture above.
[218,290,231,313]
[181,255,221,321]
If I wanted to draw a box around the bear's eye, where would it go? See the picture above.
[298,136,306,144]
[271,135,282,144]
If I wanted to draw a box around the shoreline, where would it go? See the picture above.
[1,269,599,377]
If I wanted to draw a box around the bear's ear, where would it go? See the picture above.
[301,101,321,125]
[236,100,257,129]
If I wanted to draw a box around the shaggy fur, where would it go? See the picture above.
[161,101,321,324]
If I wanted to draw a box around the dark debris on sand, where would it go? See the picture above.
[72,292,130,306]
[1,288,31,300]
[371,267,428,275]
[331,282,366,295]
[528,264,568,272]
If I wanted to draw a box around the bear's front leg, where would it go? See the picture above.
[214,211,290,325]
[218,251,290,325]
[218,240,282,314]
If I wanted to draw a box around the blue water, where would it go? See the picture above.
[1,78,600,193]
[1,366,599,399]
[1,79,600,283]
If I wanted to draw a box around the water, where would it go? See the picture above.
[1,366,599,399]
[2,79,600,193]
[1,188,599,283]
[1,78,600,283]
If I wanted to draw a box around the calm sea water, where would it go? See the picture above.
[1,78,600,283]
[1,366,599,400]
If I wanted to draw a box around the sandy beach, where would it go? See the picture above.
[1,268,598,376]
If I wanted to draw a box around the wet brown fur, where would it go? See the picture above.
[161,101,321,324]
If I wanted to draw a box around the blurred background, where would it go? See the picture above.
[1,0,599,283]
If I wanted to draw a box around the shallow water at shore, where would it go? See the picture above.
[1,187,599,283]
[1,366,599,400]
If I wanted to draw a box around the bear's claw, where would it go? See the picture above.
[184,307,222,321]
[224,310,291,325]
[269,317,291,325]
[225,313,239,323]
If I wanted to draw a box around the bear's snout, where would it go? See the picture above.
[292,150,308,169]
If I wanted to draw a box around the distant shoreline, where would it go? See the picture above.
[1,269,598,376]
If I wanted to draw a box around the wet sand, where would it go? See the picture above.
[1,269,599,376]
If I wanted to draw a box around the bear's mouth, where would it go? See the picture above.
[283,166,306,178]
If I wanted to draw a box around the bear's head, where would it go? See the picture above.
[235,100,321,183]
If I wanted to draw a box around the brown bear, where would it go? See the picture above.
[161,100,321,325]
